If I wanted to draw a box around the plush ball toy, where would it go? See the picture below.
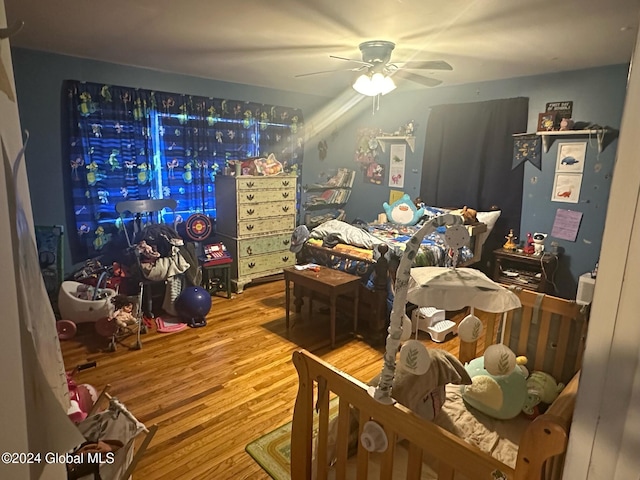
[175,286,211,326]
[461,352,528,420]
[383,194,425,226]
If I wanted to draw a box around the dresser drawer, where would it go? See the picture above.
[237,189,295,205]
[237,215,295,238]
[238,251,295,276]
[237,234,292,257]
[236,176,296,191]
[237,200,295,220]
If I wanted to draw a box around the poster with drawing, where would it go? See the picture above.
[556,142,586,173]
[552,173,582,203]
[388,144,406,188]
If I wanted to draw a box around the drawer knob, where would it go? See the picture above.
[282,206,289,212]
[282,192,289,198]
[282,180,290,187]
[283,239,290,245]
[246,246,253,255]
[246,181,255,188]
[246,208,255,215]
[246,224,254,231]
[246,194,255,201]
[248,262,256,269]
[282,256,289,262]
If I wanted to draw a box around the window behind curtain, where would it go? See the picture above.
[64,81,304,263]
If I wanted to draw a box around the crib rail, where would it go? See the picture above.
[291,349,517,480]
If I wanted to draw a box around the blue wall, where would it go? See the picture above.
[11,47,328,273]
[303,65,628,298]
[12,47,628,298]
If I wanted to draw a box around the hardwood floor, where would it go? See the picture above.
[61,278,468,479]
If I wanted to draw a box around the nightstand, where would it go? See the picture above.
[492,248,558,294]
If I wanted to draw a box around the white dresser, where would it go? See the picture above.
[215,175,297,292]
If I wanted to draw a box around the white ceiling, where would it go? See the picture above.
[4,0,640,98]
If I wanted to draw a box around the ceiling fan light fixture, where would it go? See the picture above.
[353,72,396,96]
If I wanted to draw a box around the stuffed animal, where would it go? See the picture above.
[450,205,478,224]
[383,194,425,226]
[522,371,564,416]
[461,351,528,420]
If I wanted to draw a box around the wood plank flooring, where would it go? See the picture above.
[61,278,468,480]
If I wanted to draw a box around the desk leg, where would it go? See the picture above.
[353,285,359,336]
[285,277,290,329]
[330,295,336,349]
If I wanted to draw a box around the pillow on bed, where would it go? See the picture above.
[475,210,501,248]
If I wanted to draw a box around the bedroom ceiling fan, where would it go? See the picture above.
[296,40,453,96]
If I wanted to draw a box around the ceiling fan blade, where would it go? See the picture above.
[397,60,453,71]
[329,55,372,66]
[295,66,365,78]
[393,71,443,87]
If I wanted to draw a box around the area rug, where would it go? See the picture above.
[245,398,339,480]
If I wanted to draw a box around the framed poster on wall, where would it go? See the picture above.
[556,142,587,173]
[552,173,582,203]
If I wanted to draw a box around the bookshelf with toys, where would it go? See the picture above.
[302,168,356,228]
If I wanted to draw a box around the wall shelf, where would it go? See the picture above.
[376,136,415,153]
[535,129,615,153]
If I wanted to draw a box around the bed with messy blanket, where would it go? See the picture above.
[293,203,501,338]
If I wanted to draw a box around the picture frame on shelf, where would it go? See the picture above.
[537,112,558,132]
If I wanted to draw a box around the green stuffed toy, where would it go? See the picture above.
[522,371,564,417]
[460,354,528,420]
[383,194,425,226]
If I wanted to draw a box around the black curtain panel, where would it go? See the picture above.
[420,97,528,270]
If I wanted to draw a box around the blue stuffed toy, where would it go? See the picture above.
[383,194,424,226]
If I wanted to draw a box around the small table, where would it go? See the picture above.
[283,266,360,348]
[201,261,232,299]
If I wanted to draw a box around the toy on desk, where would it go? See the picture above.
[503,229,518,251]
[523,232,535,255]
[533,233,547,256]
[202,243,232,266]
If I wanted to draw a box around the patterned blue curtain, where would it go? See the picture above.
[64,80,304,262]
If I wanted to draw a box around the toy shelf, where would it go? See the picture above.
[535,129,614,153]
[376,136,415,153]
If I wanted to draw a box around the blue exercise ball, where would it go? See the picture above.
[175,286,211,324]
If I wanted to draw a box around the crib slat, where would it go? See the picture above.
[437,461,455,480]
[502,311,513,349]
[355,410,369,480]
[574,315,588,375]
[335,398,351,480]
[485,311,497,348]
[316,384,330,480]
[534,310,553,372]
[379,426,396,479]
[406,442,423,480]
[517,305,533,354]
[553,315,572,381]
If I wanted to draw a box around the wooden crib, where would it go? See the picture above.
[290,288,588,480]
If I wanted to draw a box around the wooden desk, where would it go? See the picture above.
[283,266,360,348]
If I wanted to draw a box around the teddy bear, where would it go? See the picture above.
[450,205,478,224]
